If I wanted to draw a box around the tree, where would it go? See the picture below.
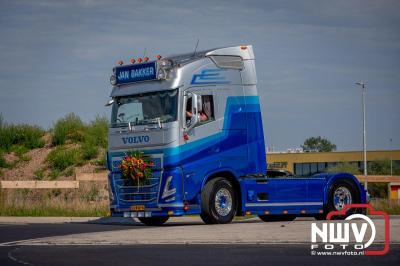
[301,136,337,152]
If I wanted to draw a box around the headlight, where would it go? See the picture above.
[158,69,166,79]
[159,59,173,69]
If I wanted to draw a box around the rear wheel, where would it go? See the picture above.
[325,180,359,219]
[200,177,237,224]
[258,215,296,222]
[138,216,169,226]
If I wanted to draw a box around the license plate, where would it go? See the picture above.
[131,205,145,211]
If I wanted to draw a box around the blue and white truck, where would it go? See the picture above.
[106,45,367,225]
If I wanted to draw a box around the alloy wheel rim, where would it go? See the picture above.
[215,188,232,216]
[333,186,352,210]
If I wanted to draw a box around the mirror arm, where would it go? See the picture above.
[183,92,202,133]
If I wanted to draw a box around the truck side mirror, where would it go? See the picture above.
[184,92,201,132]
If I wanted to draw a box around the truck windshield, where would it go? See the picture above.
[111,89,178,127]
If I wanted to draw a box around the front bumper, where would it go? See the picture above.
[108,167,196,217]
[110,204,201,218]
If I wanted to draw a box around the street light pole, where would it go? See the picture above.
[356,82,367,189]
[390,138,393,177]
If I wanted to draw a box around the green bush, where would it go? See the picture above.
[12,145,29,157]
[80,142,98,160]
[84,115,108,148]
[0,150,6,168]
[46,146,79,171]
[368,158,400,175]
[94,150,107,168]
[63,167,75,177]
[0,115,45,151]
[326,162,361,175]
[52,113,85,146]
[34,168,45,180]
[49,169,61,180]
[368,183,388,198]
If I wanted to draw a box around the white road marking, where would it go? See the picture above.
[7,247,32,265]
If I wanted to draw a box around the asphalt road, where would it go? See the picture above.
[0,217,398,266]
[0,244,399,266]
[0,222,132,244]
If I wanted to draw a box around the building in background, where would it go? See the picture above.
[267,150,400,176]
[268,150,400,199]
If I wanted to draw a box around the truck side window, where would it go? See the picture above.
[185,94,215,127]
[199,95,214,124]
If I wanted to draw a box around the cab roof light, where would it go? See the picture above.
[240,46,247,50]
[144,57,149,62]
[130,58,136,64]
[137,58,143,63]
[156,55,162,60]
[117,60,124,66]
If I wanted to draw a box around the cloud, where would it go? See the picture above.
[0,0,399,149]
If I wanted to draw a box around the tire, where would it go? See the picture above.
[200,177,237,224]
[326,179,359,219]
[258,215,296,222]
[138,216,169,226]
[314,213,326,220]
[200,212,213,224]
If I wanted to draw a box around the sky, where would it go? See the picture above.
[0,0,399,151]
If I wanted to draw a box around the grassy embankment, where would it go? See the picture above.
[0,114,109,216]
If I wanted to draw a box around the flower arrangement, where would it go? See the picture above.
[119,150,155,186]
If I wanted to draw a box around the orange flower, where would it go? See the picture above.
[120,150,155,184]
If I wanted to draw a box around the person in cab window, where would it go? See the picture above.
[186,95,213,124]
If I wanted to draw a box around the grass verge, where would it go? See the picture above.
[370,199,400,215]
[0,184,109,217]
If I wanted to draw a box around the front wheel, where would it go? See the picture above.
[200,177,237,224]
[138,216,169,226]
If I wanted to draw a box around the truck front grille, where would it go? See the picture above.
[114,173,160,205]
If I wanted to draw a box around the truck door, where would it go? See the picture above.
[180,87,220,200]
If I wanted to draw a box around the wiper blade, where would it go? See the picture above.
[111,122,128,128]
[111,118,165,128]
